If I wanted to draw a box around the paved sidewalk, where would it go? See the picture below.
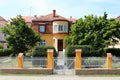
[0,75,120,80]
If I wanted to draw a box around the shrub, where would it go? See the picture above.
[0,48,13,56]
[106,48,120,57]
[0,43,3,49]
[65,45,101,57]
[32,46,58,57]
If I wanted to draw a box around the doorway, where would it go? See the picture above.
[58,39,63,51]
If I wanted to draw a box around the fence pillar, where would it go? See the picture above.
[47,49,54,69]
[75,49,82,69]
[106,53,112,69]
[18,53,24,68]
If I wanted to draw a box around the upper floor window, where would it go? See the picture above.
[58,25,63,31]
[54,25,68,33]
[64,26,68,32]
[39,25,45,32]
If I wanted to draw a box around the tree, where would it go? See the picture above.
[65,13,120,55]
[2,16,41,55]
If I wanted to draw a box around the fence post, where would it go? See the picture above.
[47,49,54,69]
[75,49,82,69]
[18,53,24,68]
[106,53,112,69]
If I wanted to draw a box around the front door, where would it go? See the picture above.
[58,39,63,51]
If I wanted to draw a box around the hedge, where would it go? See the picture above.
[0,48,13,56]
[0,43,3,49]
[65,45,104,57]
[106,48,120,57]
[32,46,58,57]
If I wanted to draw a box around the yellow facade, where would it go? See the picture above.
[41,33,69,51]
[40,20,69,51]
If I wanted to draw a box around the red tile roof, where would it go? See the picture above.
[0,16,7,22]
[22,16,38,23]
[116,16,120,21]
[33,14,68,22]
[67,17,76,23]
[32,10,69,22]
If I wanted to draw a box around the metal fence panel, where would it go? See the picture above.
[0,57,17,68]
[23,57,47,68]
[82,57,106,68]
[112,56,120,68]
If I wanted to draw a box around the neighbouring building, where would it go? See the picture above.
[22,16,38,27]
[32,10,75,51]
[108,16,120,48]
[0,16,8,48]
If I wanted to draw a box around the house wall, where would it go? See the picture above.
[41,34,53,46]
[53,21,68,33]
[53,34,69,51]
[32,23,39,33]
[32,21,70,51]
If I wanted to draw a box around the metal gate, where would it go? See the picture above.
[54,57,75,75]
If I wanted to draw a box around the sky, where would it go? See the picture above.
[0,0,120,20]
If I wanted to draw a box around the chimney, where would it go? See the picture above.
[53,10,56,17]
[34,15,37,18]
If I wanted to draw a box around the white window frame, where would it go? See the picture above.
[40,40,46,46]
[39,25,45,32]
[64,26,68,32]
[54,25,58,32]
[53,25,68,33]
[58,25,63,31]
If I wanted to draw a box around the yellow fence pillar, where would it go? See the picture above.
[47,49,54,69]
[18,53,24,68]
[106,53,112,69]
[75,49,82,69]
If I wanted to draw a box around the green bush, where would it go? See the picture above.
[106,48,120,57]
[0,43,3,49]
[65,45,102,57]
[0,48,13,56]
[32,46,58,57]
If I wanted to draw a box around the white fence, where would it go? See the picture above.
[0,57,17,68]
[82,57,106,68]
[112,56,120,68]
[0,57,120,69]
[23,57,47,68]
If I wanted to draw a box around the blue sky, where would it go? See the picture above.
[0,0,120,20]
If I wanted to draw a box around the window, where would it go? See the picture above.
[40,40,46,46]
[58,25,63,31]
[54,25,58,32]
[39,25,45,32]
[53,25,68,32]
[64,26,68,32]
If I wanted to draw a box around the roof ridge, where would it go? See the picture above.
[0,16,7,22]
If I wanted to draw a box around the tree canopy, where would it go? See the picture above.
[2,16,41,55]
[65,13,120,54]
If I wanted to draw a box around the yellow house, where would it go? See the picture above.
[32,10,75,51]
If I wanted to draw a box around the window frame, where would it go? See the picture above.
[53,25,68,33]
[39,25,45,32]
[40,40,46,46]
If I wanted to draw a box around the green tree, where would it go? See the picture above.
[2,15,41,55]
[65,13,120,55]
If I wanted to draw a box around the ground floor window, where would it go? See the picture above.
[40,40,46,46]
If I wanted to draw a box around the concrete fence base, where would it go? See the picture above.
[0,68,53,74]
[76,68,120,75]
